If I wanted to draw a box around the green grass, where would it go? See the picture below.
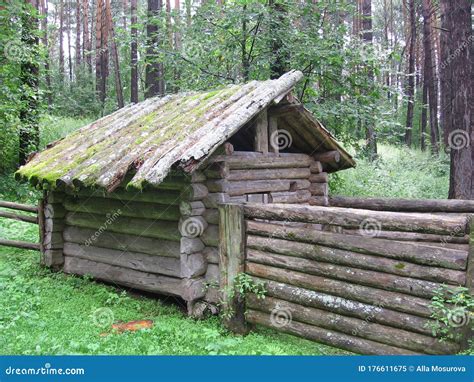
[39,114,92,149]
[330,144,450,199]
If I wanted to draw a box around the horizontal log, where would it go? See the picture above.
[329,196,474,213]
[247,295,457,354]
[247,262,433,317]
[227,168,311,181]
[45,217,65,233]
[207,179,310,196]
[247,249,449,298]
[203,246,219,264]
[203,162,230,179]
[65,188,183,205]
[64,256,184,297]
[205,263,220,283]
[247,235,465,285]
[309,183,328,196]
[246,220,468,271]
[269,190,312,204]
[45,192,66,204]
[43,231,63,249]
[309,161,323,174]
[308,196,329,206]
[209,153,312,170]
[202,193,247,208]
[186,183,209,201]
[152,176,189,191]
[254,277,435,335]
[65,212,181,241]
[201,224,219,247]
[64,197,181,221]
[0,238,40,251]
[179,201,206,216]
[0,211,37,224]
[308,172,328,183]
[246,309,418,355]
[0,200,38,213]
[313,150,341,164]
[244,203,469,236]
[203,208,219,225]
[44,203,67,219]
[190,171,206,183]
[63,242,181,277]
[180,237,205,255]
[63,226,180,258]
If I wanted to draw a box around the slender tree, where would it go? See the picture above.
[82,0,92,72]
[96,0,109,106]
[59,0,64,82]
[67,0,73,82]
[145,0,165,98]
[76,0,81,66]
[404,0,416,147]
[268,0,289,79]
[130,0,138,103]
[106,0,124,108]
[40,0,52,106]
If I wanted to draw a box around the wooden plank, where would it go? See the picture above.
[309,172,328,183]
[247,295,458,354]
[246,309,418,355]
[227,168,310,181]
[254,109,269,154]
[309,183,328,196]
[244,203,469,236]
[0,238,40,251]
[247,235,465,285]
[65,188,183,205]
[246,220,468,271]
[63,256,183,297]
[0,211,37,224]
[309,161,323,174]
[329,196,474,213]
[269,190,312,204]
[219,204,248,334]
[247,262,433,318]
[63,226,180,258]
[63,242,181,277]
[0,200,38,213]
[208,179,310,196]
[209,153,312,170]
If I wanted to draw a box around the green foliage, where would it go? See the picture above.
[330,144,450,199]
[426,286,473,344]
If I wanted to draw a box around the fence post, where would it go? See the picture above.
[219,203,248,334]
[463,216,474,349]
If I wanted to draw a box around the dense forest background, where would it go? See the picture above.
[0,0,472,199]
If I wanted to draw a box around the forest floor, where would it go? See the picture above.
[0,115,451,355]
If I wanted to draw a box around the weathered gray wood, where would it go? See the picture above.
[244,203,469,236]
[0,200,38,213]
[180,237,205,255]
[65,212,181,241]
[203,162,230,179]
[63,242,181,277]
[0,238,40,251]
[203,246,219,264]
[308,196,329,206]
[0,210,37,224]
[227,168,310,181]
[44,203,67,219]
[219,204,247,334]
[205,263,220,283]
[309,161,323,174]
[269,190,312,204]
[180,252,207,278]
[63,226,180,258]
[314,150,341,164]
[180,201,206,216]
[187,183,209,201]
[44,218,65,233]
[64,256,184,297]
[38,199,45,253]
[246,309,418,355]
[203,193,247,208]
[254,109,269,154]
[247,235,465,285]
[329,196,474,213]
[246,220,468,271]
[209,153,312,170]
[66,188,183,205]
[207,179,310,196]
[247,295,458,354]
[309,183,328,196]
[46,191,66,204]
[190,171,206,183]
[247,194,264,203]
[247,249,449,298]
[178,216,208,238]
[309,172,328,183]
[463,219,474,349]
[253,277,434,335]
[247,262,433,317]
[64,197,181,221]
[181,277,206,302]
[268,114,279,154]
[201,224,219,247]
[203,208,219,225]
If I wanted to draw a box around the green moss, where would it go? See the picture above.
[394,263,406,270]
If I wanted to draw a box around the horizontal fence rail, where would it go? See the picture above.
[0,199,40,251]
[219,202,474,355]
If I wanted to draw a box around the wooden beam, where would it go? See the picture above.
[0,200,38,213]
[253,109,269,154]
[0,238,40,251]
[0,211,37,224]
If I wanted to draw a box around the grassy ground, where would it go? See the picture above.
[0,116,453,355]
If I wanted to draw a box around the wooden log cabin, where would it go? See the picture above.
[16,70,355,315]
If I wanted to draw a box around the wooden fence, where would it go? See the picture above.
[219,202,474,355]
[0,200,40,251]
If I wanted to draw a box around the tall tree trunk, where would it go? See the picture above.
[241,4,249,81]
[59,0,64,82]
[145,0,165,98]
[122,0,128,30]
[130,0,138,103]
[67,0,73,82]
[76,0,81,67]
[404,0,416,147]
[422,0,439,154]
[96,0,109,106]
[40,0,52,106]
[82,0,92,72]
[440,0,473,199]
[268,0,289,79]
[19,0,40,166]
[420,68,428,151]
[106,0,124,108]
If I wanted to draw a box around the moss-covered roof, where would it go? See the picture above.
[16,70,354,192]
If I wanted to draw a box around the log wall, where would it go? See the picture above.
[219,202,474,355]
